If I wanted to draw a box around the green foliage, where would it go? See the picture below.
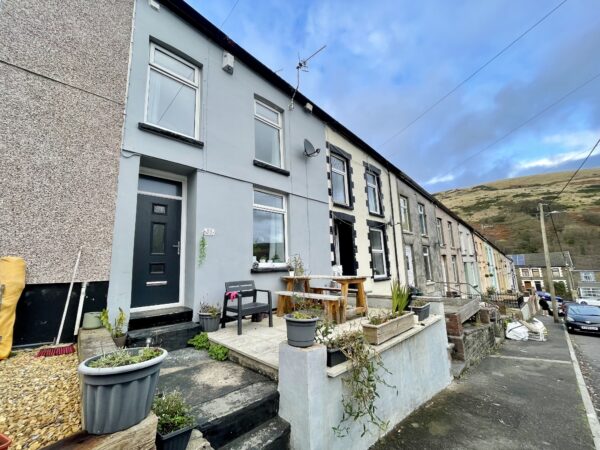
[486,286,497,296]
[99,307,127,338]
[198,302,220,318]
[367,311,399,326]
[88,347,162,368]
[198,235,207,267]
[188,333,210,350]
[289,311,317,320]
[207,344,229,361]
[333,331,395,437]
[390,279,410,313]
[288,254,305,275]
[153,391,195,435]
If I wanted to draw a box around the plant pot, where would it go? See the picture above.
[82,312,103,329]
[78,347,168,434]
[113,335,127,347]
[198,314,220,332]
[284,314,318,348]
[156,426,194,450]
[251,312,267,323]
[326,347,347,367]
[0,433,11,450]
[410,303,431,321]
[362,312,415,345]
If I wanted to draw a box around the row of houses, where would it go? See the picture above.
[0,0,515,346]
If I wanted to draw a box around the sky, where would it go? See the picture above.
[187,0,600,192]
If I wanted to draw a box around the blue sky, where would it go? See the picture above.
[187,0,600,192]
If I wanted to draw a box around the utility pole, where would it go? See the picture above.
[539,203,559,323]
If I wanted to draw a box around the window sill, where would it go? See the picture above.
[253,159,290,176]
[373,276,391,282]
[426,281,435,285]
[421,234,429,239]
[138,122,204,148]
[332,202,353,211]
[402,230,413,235]
[251,267,289,273]
[368,211,385,218]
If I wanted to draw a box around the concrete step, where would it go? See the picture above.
[127,321,201,351]
[219,416,290,450]
[129,306,194,331]
[197,381,279,449]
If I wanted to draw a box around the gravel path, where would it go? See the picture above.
[0,350,81,450]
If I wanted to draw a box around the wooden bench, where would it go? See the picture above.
[275,290,344,323]
[310,286,358,295]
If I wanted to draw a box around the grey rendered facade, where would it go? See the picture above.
[572,255,600,299]
[107,0,331,320]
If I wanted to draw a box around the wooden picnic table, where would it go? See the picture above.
[277,275,368,323]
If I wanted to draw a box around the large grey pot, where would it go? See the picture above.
[285,315,318,348]
[78,347,168,434]
[198,314,220,332]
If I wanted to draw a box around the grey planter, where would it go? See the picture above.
[78,347,168,434]
[198,314,220,332]
[156,426,193,450]
[410,303,431,321]
[285,315,318,348]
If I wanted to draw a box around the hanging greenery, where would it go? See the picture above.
[198,235,207,267]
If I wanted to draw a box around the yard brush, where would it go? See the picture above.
[35,344,76,357]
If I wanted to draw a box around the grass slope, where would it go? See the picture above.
[435,168,600,256]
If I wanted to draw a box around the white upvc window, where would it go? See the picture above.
[399,196,411,232]
[331,155,349,206]
[580,287,600,298]
[451,255,459,283]
[254,99,283,168]
[252,189,287,266]
[366,172,381,214]
[423,246,433,281]
[436,218,444,245]
[369,228,387,279]
[521,268,531,277]
[531,268,541,277]
[447,221,456,247]
[146,43,200,139]
[418,203,427,235]
[551,267,562,277]
[581,272,596,282]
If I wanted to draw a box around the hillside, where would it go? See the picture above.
[434,168,600,256]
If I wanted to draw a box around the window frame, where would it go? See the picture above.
[521,268,531,277]
[369,227,388,279]
[399,196,411,232]
[447,221,456,247]
[436,218,444,245]
[580,287,600,298]
[252,188,288,267]
[254,99,284,169]
[145,43,201,139]
[417,203,427,235]
[422,245,433,282]
[531,268,541,277]
[451,255,459,283]
[330,154,349,206]
[366,171,381,215]
[581,271,596,282]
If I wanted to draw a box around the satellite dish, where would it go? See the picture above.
[303,139,321,157]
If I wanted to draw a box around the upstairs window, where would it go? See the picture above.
[531,268,541,277]
[369,228,387,279]
[447,221,456,247]
[254,99,283,168]
[399,196,411,232]
[436,218,444,245]
[418,203,427,235]
[366,171,381,214]
[581,272,596,282]
[551,267,562,277]
[146,44,200,138]
[331,155,349,206]
[521,268,531,277]
[253,189,286,266]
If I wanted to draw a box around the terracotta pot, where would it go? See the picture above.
[0,433,11,450]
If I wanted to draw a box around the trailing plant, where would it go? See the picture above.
[287,254,305,275]
[88,347,162,368]
[153,391,195,435]
[198,302,220,318]
[100,307,127,338]
[187,332,210,350]
[208,344,229,361]
[315,319,336,346]
[333,331,395,437]
[198,236,207,267]
[391,279,410,313]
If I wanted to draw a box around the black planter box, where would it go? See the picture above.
[410,303,431,322]
[327,348,348,367]
[156,426,193,450]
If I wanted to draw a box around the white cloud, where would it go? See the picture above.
[425,174,455,185]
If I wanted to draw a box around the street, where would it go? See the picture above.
[570,330,600,416]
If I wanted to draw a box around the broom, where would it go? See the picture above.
[36,344,76,357]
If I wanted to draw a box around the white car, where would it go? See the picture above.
[576,298,600,307]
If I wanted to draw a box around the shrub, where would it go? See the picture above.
[153,391,195,435]
[208,344,229,361]
[188,333,210,350]
[88,348,162,368]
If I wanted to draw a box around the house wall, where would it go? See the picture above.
[434,208,466,295]
[107,0,331,320]
[0,0,134,284]
[325,128,404,295]
[573,270,600,298]
[458,223,480,296]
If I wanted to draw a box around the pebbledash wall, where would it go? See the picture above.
[0,0,134,345]
[106,0,331,320]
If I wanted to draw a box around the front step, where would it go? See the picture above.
[129,306,193,331]
[220,417,290,450]
[127,321,201,351]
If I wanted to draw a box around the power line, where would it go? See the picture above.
[221,0,241,27]
[550,136,600,202]
[434,71,600,179]
[378,0,568,148]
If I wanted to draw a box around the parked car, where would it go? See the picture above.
[576,298,600,307]
[536,291,564,315]
[565,304,600,334]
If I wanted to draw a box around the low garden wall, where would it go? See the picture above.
[278,315,452,450]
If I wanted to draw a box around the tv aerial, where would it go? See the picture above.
[289,44,327,110]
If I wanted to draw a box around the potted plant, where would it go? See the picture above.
[410,299,431,321]
[316,320,347,367]
[100,307,127,347]
[0,433,11,450]
[287,254,305,277]
[78,347,168,434]
[284,297,319,348]
[153,391,195,450]
[197,302,221,332]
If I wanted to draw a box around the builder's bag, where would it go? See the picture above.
[0,256,26,359]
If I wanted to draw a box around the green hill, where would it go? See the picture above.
[434,168,600,256]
